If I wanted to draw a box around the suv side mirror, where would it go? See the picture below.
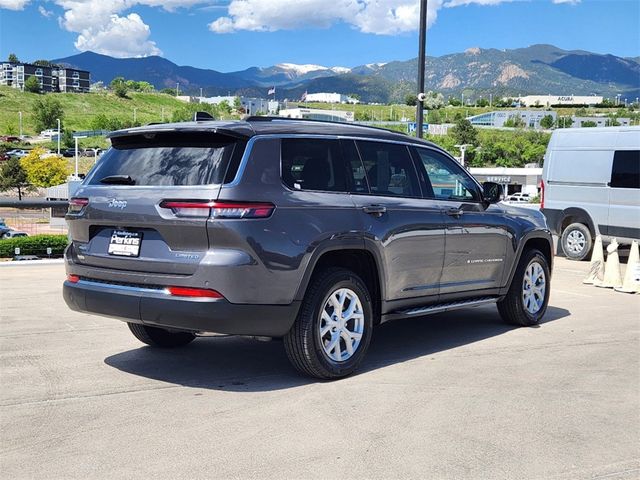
[482,182,503,205]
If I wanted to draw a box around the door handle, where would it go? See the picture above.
[446,208,464,219]
[362,205,387,217]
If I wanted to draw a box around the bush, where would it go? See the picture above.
[0,234,68,257]
[20,147,68,187]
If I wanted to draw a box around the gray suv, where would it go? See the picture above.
[63,117,553,379]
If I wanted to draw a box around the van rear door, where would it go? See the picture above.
[607,140,640,241]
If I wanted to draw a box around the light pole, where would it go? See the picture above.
[161,107,165,122]
[455,144,472,167]
[56,118,61,155]
[176,83,180,96]
[73,135,87,178]
[415,0,428,139]
[18,111,23,138]
[133,108,137,124]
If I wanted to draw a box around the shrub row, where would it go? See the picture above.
[0,234,68,257]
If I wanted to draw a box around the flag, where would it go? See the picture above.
[301,90,307,102]
[268,86,276,96]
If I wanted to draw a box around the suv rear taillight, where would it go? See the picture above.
[540,180,545,209]
[68,197,89,214]
[159,200,274,219]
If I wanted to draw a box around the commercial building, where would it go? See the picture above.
[278,108,354,122]
[200,96,279,115]
[467,110,556,129]
[0,62,90,93]
[470,166,542,196]
[568,116,631,128]
[515,95,603,107]
[304,92,359,104]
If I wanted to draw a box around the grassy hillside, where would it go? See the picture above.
[0,87,190,136]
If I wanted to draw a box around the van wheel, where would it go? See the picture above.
[561,222,592,261]
[498,249,550,327]
[284,268,374,380]
[127,323,196,348]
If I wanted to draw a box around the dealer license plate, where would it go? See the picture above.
[108,230,142,257]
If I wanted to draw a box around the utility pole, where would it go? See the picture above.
[133,107,137,124]
[18,111,23,138]
[415,0,428,139]
[176,83,179,96]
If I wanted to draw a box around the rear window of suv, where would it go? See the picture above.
[86,132,241,186]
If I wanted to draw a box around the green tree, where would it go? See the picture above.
[448,97,462,107]
[581,121,598,127]
[450,117,478,146]
[540,115,555,129]
[110,77,128,98]
[20,148,68,187]
[0,156,31,200]
[160,88,177,96]
[24,75,41,93]
[62,130,75,148]
[476,98,489,108]
[33,60,56,67]
[32,96,64,133]
[504,115,526,128]
[8,53,19,63]
[405,94,417,106]
[557,116,573,128]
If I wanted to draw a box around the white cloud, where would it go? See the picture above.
[74,13,162,57]
[38,5,54,17]
[209,0,579,35]
[53,0,213,57]
[0,0,30,9]
[552,0,580,4]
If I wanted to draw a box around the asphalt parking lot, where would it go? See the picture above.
[1,257,639,480]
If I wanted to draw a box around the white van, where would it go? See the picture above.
[541,126,640,260]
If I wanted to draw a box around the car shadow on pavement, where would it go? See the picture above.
[104,304,570,392]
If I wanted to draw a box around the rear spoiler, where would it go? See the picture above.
[107,121,254,141]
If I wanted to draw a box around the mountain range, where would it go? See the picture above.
[53,44,640,103]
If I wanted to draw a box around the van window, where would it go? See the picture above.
[610,150,640,189]
[355,141,420,197]
[281,138,347,192]
[87,132,239,186]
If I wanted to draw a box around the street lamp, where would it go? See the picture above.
[56,118,61,155]
[455,144,472,167]
[415,0,428,139]
[73,135,87,178]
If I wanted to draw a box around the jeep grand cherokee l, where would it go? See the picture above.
[63,116,553,379]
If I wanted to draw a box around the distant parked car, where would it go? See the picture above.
[13,255,40,261]
[0,136,20,143]
[40,129,59,139]
[62,148,77,158]
[2,230,28,239]
[0,151,9,161]
[7,149,28,158]
[507,193,531,203]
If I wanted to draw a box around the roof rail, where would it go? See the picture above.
[245,115,412,137]
[193,111,215,122]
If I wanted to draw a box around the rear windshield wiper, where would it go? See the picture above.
[99,175,136,185]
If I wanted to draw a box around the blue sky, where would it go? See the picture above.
[0,0,638,72]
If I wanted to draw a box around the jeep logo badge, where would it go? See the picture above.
[107,199,127,209]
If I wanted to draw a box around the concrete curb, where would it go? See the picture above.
[0,259,65,267]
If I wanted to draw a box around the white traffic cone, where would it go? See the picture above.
[595,238,623,289]
[615,240,640,294]
[583,235,605,284]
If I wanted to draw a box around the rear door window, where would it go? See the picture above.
[86,132,240,186]
[610,150,640,189]
[355,141,420,197]
[281,138,347,192]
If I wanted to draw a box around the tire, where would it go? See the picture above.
[561,222,593,261]
[498,249,551,327]
[127,322,196,348]
[284,268,374,380]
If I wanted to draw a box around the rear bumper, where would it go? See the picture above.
[63,279,299,337]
